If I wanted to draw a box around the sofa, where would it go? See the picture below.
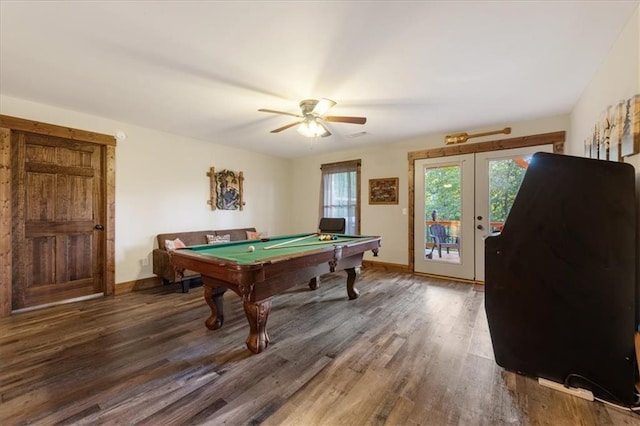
[152,227,256,293]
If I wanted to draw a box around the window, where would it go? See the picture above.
[319,160,361,234]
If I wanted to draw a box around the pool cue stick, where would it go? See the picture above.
[263,233,318,250]
[266,240,340,249]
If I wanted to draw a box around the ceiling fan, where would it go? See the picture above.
[258,98,366,138]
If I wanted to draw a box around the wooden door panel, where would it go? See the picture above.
[25,143,55,162]
[12,131,104,310]
[26,236,56,287]
[67,233,94,281]
[58,175,93,220]
[26,173,56,220]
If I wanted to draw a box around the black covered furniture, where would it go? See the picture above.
[428,223,460,258]
[318,217,346,234]
[484,152,637,406]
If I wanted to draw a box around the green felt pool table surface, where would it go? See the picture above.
[183,233,377,265]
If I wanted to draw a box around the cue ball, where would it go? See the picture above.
[247,245,255,252]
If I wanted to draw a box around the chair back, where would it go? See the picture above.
[429,223,447,241]
[318,217,346,234]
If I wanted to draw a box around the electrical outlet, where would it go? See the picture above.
[141,257,149,267]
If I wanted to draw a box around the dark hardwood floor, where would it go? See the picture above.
[1,269,638,425]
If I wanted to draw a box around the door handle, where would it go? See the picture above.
[94,224,104,230]
[477,224,484,230]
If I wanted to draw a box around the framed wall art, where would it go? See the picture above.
[207,167,244,210]
[369,177,399,205]
[621,94,640,158]
[586,94,639,161]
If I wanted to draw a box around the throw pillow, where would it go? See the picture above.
[207,234,230,244]
[165,238,186,251]
[246,231,264,240]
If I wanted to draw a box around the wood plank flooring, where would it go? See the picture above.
[1,268,639,425]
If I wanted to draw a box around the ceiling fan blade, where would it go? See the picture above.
[258,108,302,118]
[270,121,302,133]
[313,98,336,116]
[324,116,367,125]
[318,122,331,137]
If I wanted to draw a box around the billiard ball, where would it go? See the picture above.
[247,245,255,252]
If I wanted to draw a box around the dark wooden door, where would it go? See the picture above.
[11,131,104,309]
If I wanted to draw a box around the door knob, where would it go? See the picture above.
[477,224,484,230]
[94,224,104,230]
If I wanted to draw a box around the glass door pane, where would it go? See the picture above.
[414,154,474,280]
[424,164,462,264]
[487,156,530,233]
[474,145,553,281]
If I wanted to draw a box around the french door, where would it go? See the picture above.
[414,145,553,281]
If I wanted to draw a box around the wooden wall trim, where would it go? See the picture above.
[0,115,116,146]
[362,260,410,273]
[0,128,11,316]
[407,130,566,275]
[407,131,565,161]
[105,145,116,296]
[115,276,162,295]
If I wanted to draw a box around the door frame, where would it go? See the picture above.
[407,130,565,281]
[0,115,116,316]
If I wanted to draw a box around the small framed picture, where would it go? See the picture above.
[621,94,640,157]
[369,177,399,205]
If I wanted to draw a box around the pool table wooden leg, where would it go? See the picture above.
[203,286,226,330]
[308,276,320,290]
[243,298,272,354]
[345,267,360,300]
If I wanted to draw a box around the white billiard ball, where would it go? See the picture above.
[247,245,255,252]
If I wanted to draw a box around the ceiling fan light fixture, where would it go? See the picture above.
[297,117,328,138]
[259,98,364,137]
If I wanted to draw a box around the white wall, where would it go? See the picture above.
[570,5,639,273]
[291,114,570,267]
[570,5,639,170]
[0,95,293,285]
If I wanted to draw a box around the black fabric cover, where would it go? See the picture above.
[484,152,637,406]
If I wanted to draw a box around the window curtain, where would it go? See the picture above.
[319,160,361,234]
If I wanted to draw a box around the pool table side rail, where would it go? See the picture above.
[169,236,381,287]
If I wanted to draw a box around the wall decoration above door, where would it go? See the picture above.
[207,167,244,210]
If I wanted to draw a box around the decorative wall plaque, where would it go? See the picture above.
[207,167,244,210]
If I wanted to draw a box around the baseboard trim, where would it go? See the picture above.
[413,271,483,285]
[115,276,163,295]
[362,260,410,273]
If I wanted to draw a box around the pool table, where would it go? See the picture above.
[169,233,381,354]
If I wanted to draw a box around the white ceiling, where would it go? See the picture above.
[1,1,638,158]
